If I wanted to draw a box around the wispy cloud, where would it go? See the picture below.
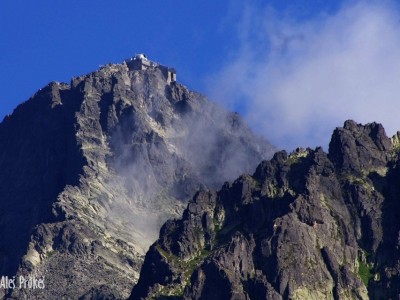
[209,1,400,150]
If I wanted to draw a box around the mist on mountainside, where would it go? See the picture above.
[0,58,275,299]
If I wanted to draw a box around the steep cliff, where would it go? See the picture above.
[131,120,400,300]
[0,59,275,299]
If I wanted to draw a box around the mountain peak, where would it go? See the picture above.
[328,120,391,175]
[124,53,177,84]
[0,57,275,299]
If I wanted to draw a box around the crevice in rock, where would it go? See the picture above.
[321,247,339,300]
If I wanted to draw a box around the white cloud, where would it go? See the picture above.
[209,1,400,151]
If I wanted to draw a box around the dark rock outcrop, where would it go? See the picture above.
[131,121,400,300]
[0,58,275,299]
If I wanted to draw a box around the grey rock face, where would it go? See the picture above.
[131,121,400,300]
[0,60,275,299]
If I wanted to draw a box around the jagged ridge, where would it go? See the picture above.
[131,120,400,300]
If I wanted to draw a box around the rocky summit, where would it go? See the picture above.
[3,54,399,300]
[131,120,400,300]
[0,56,275,299]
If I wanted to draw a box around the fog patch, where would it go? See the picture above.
[99,75,274,251]
[208,1,400,150]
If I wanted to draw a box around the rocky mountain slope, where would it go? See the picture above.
[0,58,275,299]
[131,120,400,300]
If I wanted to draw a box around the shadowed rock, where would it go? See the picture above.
[0,58,275,299]
[131,121,400,300]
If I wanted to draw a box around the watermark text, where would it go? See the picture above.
[0,276,45,289]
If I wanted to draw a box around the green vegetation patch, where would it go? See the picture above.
[156,245,179,263]
[155,245,210,298]
[358,259,374,286]
[183,249,209,279]
[46,250,56,258]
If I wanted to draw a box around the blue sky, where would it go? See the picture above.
[2,0,400,150]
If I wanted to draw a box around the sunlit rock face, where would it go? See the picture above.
[0,58,275,299]
[131,121,400,300]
